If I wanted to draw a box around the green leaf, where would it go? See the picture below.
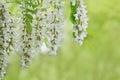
[25,13,33,20]
[73,32,76,38]
[25,13,33,21]
[44,38,48,43]
[32,4,39,9]
[41,8,47,12]
[70,2,77,24]
[44,38,49,47]
[26,8,36,14]
[9,4,16,12]
[26,22,32,34]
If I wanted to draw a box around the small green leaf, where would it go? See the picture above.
[26,22,32,34]
[44,38,49,47]
[41,8,46,12]
[9,4,16,12]
[73,32,76,38]
[26,8,36,14]
[25,13,33,20]
[44,38,48,43]
[32,4,39,9]
[70,2,77,24]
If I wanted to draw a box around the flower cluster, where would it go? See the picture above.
[71,0,88,45]
[0,0,13,79]
[34,3,47,53]
[13,1,37,68]
[0,0,89,79]
[45,0,65,55]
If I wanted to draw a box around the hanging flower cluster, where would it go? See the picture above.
[13,0,40,68]
[71,0,88,45]
[0,0,13,79]
[35,0,48,53]
[0,0,88,79]
[13,0,65,68]
[45,0,65,55]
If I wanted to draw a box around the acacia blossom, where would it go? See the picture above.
[71,0,88,45]
[45,0,65,55]
[0,0,13,79]
[34,4,48,53]
[0,0,89,79]
[13,1,36,68]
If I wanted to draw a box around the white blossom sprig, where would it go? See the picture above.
[45,0,65,55]
[33,0,48,53]
[0,0,13,79]
[14,0,39,68]
[71,0,88,45]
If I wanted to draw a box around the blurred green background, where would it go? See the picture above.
[4,0,120,80]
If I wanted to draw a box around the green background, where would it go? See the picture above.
[4,0,120,80]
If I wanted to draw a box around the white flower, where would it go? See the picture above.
[0,0,13,79]
[13,1,36,68]
[71,0,76,6]
[74,14,79,20]
[44,0,65,55]
[72,0,88,45]
[40,43,49,53]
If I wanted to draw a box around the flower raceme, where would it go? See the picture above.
[71,0,88,45]
[45,0,65,55]
[0,0,14,79]
[0,0,88,79]
[15,0,39,68]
